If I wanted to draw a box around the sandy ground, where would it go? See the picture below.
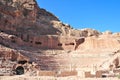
[0,76,120,80]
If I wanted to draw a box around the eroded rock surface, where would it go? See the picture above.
[1,0,120,77]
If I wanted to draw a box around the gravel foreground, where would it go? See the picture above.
[0,76,120,80]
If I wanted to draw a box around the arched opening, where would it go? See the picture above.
[58,43,62,46]
[35,41,42,45]
[18,60,27,64]
[75,38,85,50]
[16,66,24,75]
[102,75,107,78]
[65,43,74,46]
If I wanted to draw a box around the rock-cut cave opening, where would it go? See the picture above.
[16,66,24,75]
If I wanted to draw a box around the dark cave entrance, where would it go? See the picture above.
[16,66,24,75]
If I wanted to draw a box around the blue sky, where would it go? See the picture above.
[36,0,120,32]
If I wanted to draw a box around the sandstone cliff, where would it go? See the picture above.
[0,0,120,77]
[0,0,61,35]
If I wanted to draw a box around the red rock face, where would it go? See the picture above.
[0,0,61,36]
[1,0,120,77]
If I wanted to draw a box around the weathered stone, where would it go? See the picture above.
[1,0,120,77]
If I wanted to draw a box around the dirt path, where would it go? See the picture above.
[0,76,119,80]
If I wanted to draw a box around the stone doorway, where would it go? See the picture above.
[16,66,24,75]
